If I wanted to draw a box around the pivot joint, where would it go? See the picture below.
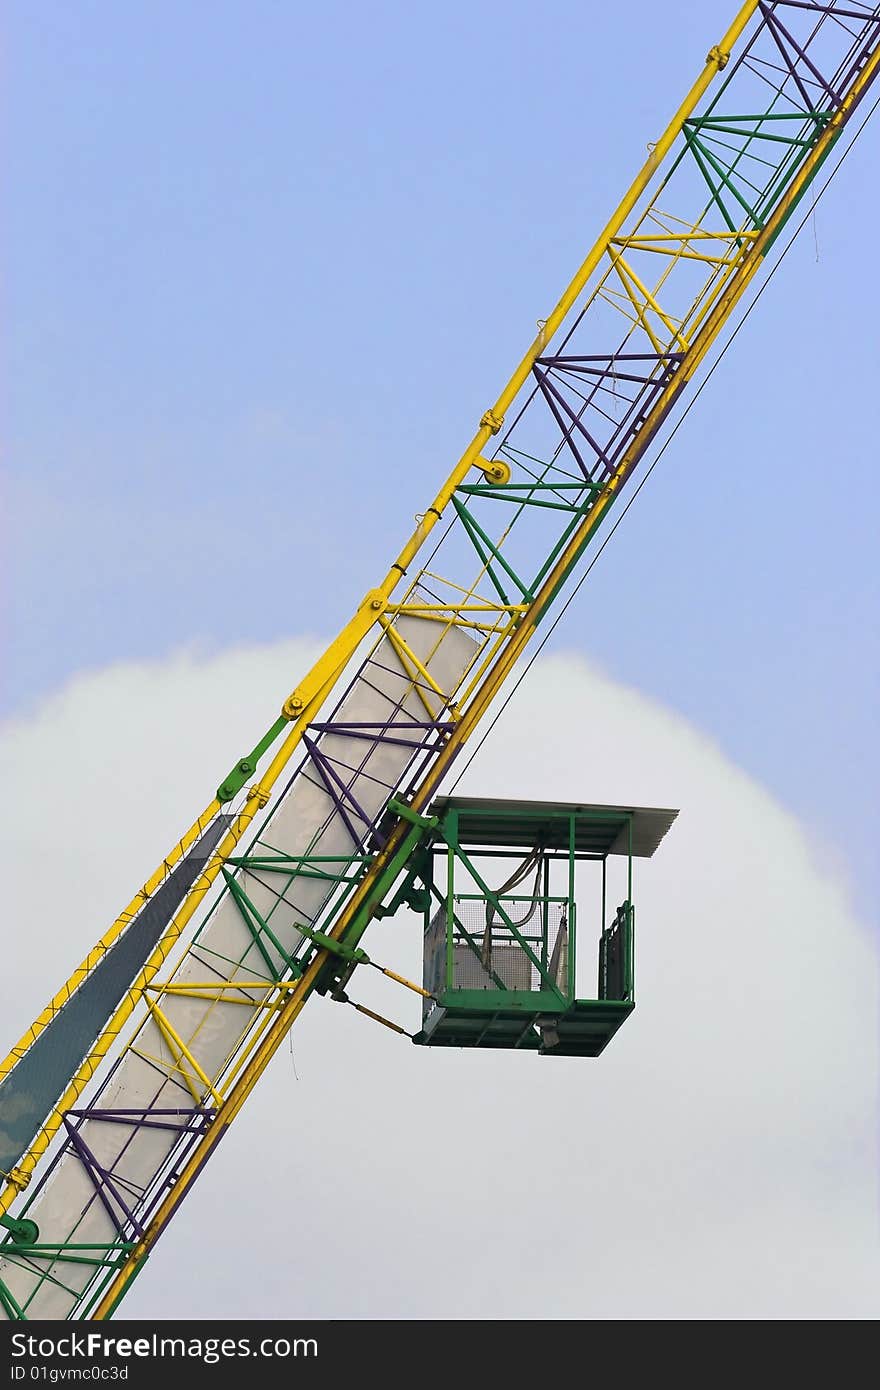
[282,690,305,720]
[217,757,257,804]
[361,587,388,615]
[0,1212,38,1244]
[474,455,512,485]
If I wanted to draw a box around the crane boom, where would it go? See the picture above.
[2,0,878,1321]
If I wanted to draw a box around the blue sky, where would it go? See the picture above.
[5,0,879,906]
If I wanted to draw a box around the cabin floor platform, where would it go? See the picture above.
[413,996,634,1057]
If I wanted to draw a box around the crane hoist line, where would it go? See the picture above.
[2,0,878,1322]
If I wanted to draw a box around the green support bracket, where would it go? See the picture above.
[217,715,288,803]
[295,917,369,965]
[373,847,432,919]
[313,815,432,989]
[0,1212,38,1245]
[386,796,438,831]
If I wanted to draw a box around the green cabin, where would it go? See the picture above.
[412,796,677,1057]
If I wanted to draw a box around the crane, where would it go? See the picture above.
[1,0,878,1321]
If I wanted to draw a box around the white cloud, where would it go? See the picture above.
[1,643,876,1319]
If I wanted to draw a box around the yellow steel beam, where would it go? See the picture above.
[141,1001,225,1109]
[377,619,452,703]
[607,250,689,352]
